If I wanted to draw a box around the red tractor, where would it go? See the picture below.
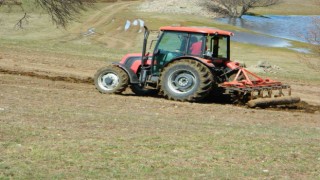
[94,26,300,107]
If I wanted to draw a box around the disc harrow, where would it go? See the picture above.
[220,67,300,108]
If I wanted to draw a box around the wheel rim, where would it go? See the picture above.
[98,73,119,91]
[167,69,196,94]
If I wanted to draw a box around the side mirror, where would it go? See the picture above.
[143,56,148,61]
[154,49,161,55]
[143,52,149,61]
[149,39,157,50]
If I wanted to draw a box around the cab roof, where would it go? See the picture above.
[160,26,233,36]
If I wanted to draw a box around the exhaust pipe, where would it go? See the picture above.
[139,26,150,85]
[248,96,301,108]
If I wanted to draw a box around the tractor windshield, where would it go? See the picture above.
[152,31,188,74]
[207,36,230,60]
[156,31,188,54]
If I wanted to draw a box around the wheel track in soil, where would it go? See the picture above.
[1,67,319,114]
[0,68,93,84]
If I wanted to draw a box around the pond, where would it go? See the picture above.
[216,15,319,51]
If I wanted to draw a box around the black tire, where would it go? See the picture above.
[130,84,158,96]
[160,59,214,102]
[94,65,129,94]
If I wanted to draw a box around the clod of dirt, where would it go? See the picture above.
[266,101,320,114]
[257,61,272,68]
[257,61,281,73]
[247,61,282,74]
[294,101,320,113]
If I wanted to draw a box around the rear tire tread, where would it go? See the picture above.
[160,59,214,102]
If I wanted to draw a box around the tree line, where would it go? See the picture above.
[0,0,95,28]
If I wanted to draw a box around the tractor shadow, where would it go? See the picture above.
[199,95,320,114]
[266,101,320,114]
[122,90,320,114]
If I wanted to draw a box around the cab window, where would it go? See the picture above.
[156,31,188,53]
[207,36,229,59]
[187,34,206,56]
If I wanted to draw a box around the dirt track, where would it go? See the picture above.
[69,1,145,49]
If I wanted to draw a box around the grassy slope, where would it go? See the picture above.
[1,1,319,83]
[0,1,320,179]
[252,0,320,15]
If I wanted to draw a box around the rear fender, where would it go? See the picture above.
[112,62,139,84]
[225,61,240,70]
[162,56,215,69]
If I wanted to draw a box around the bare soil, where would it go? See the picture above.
[1,47,320,114]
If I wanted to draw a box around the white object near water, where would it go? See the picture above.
[124,19,145,33]
[83,28,96,36]
[138,19,145,33]
[132,19,138,26]
[124,20,131,31]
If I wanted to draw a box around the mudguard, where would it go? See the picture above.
[112,62,139,84]
[162,56,215,69]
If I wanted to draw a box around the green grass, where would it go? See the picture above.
[1,85,319,179]
[0,2,320,179]
[231,42,320,83]
[251,0,320,15]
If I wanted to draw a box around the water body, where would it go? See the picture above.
[232,31,291,47]
[216,15,319,51]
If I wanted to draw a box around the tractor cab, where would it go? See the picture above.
[150,26,232,75]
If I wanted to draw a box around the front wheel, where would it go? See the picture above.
[160,59,214,102]
[94,65,129,94]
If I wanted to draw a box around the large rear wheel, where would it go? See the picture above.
[94,65,129,94]
[160,59,214,102]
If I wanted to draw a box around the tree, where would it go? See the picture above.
[302,1,320,71]
[307,17,320,54]
[210,0,280,18]
[0,0,95,28]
